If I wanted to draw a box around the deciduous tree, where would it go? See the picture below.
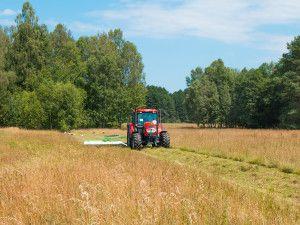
[6,1,50,89]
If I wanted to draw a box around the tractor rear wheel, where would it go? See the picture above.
[160,132,170,148]
[132,133,142,150]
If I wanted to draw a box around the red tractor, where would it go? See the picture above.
[127,108,170,149]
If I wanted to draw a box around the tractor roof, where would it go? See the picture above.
[135,108,158,113]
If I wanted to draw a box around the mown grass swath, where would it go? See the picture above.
[166,124,300,174]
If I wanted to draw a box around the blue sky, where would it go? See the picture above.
[0,0,299,92]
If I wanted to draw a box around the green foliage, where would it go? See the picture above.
[80,30,145,127]
[46,24,84,84]
[205,59,236,126]
[120,38,146,109]
[231,69,268,127]
[6,1,50,89]
[0,1,298,130]
[276,73,300,129]
[185,39,299,129]
[37,81,86,130]
[0,2,146,130]
[218,83,231,125]
[172,90,188,122]
[277,36,300,75]
[6,91,45,129]
[82,34,124,127]
[146,85,177,122]
[0,27,9,71]
[0,27,16,126]
[0,38,15,102]
[185,59,235,127]
[186,67,203,87]
[274,37,300,129]
[186,76,219,126]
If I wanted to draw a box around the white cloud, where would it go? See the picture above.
[0,19,15,26]
[255,34,294,53]
[69,21,101,33]
[44,19,101,34]
[86,0,300,52]
[0,9,17,16]
[44,19,59,27]
[0,9,17,26]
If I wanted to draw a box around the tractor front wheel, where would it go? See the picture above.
[132,133,143,150]
[160,132,170,148]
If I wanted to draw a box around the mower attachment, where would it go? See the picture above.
[84,141,127,146]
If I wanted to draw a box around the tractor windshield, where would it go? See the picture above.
[137,112,158,125]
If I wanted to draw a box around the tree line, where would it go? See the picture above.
[147,38,299,129]
[0,2,145,131]
[0,2,299,130]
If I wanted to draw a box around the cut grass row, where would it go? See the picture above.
[165,124,300,174]
[144,148,300,202]
[179,147,300,175]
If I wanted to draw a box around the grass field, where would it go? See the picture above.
[0,125,299,224]
[167,124,300,174]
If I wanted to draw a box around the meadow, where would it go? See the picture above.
[0,126,299,224]
[166,124,300,173]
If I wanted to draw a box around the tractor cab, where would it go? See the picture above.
[136,111,158,126]
[127,108,170,149]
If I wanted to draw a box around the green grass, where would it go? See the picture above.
[71,129,127,143]
[102,135,126,142]
[281,167,294,174]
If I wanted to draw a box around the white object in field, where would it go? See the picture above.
[84,140,127,146]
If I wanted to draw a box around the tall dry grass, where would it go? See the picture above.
[164,124,300,173]
[0,128,298,224]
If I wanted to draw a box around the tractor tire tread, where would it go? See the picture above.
[160,132,170,148]
[132,133,143,150]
